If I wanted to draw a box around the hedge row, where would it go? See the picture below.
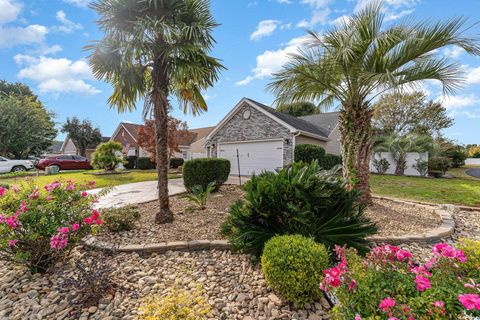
[183,158,230,191]
[294,144,342,169]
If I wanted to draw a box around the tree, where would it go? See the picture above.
[467,145,480,158]
[374,134,432,175]
[268,3,480,203]
[88,0,224,224]
[0,80,36,98]
[277,102,319,117]
[138,117,192,162]
[61,117,102,158]
[373,91,454,136]
[0,95,56,158]
[91,141,125,171]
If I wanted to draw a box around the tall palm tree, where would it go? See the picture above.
[87,0,224,223]
[268,2,480,203]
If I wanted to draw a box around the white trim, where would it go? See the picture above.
[328,123,339,138]
[60,136,70,153]
[295,130,330,142]
[217,138,284,146]
[110,123,138,143]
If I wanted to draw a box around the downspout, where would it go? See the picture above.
[291,131,301,162]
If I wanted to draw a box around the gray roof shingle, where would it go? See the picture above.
[299,112,340,135]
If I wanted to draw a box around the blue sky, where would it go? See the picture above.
[1,0,480,144]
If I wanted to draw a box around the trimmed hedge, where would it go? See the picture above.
[124,156,137,170]
[169,157,184,169]
[183,158,230,191]
[295,144,325,164]
[323,153,342,170]
[261,235,329,307]
[137,157,156,170]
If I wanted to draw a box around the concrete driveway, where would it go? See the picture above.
[89,178,185,209]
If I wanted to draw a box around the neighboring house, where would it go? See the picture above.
[59,136,110,159]
[42,141,64,157]
[203,98,341,176]
[176,126,215,160]
[110,122,151,158]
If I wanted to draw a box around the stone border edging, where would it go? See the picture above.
[84,197,457,253]
[373,195,480,212]
[369,196,456,245]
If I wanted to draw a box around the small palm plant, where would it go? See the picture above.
[181,182,216,211]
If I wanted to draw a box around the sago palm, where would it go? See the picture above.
[268,2,480,203]
[87,0,224,223]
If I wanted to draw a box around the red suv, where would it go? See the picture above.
[36,155,93,171]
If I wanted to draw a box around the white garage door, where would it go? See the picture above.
[218,140,284,176]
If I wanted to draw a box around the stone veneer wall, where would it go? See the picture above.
[207,103,294,166]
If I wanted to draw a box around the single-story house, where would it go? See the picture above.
[41,141,64,157]
[203,98,341,176]
[110,122,151,158]
[60,136,110,159]
[177,126,215,160]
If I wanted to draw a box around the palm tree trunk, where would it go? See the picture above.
[395,154,407,175]
[152,63,174,224]
[339,104,374,204]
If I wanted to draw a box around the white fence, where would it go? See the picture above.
[370,152,429,176]
[466,158,480,166]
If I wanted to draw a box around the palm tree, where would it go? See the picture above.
[87,0,224,223]
[268,2,480,203]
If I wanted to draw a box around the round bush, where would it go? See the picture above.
[137,157,156,170]
[169,157,184,169]
[323,153,342,170]
[183,158,230,191]
[295,144,326,164]
[261,235,329,307]
[91,141,125,171]
[102,205,140,232]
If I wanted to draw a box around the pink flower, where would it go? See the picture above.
[84,216,94,225]
[88,180,96,189]
[71,223,80,231]
[433,301,445,308]
[5,216,19,228]
[44,181,61,192]
[0,187,7,197]
[81,191,88,197]
[19,201,28,212]
[323,266,343,287]
[7,239,18,247]
[411,265,432,278]
[388,318,399,320]
[46,195,53,201]
[355,315,362,320]
[379,297,396,311]
[57,227,69,234]
[458,294,480,311]
[396,249,413,262]
[28,188,39,199]
[65,181,75,191]
[12,185,19,193]
[95,219,103,225]
[91,210,100,220]
[50,234,68,250]
[415,275,431,292]
[348,279,357,291]
[455,249,467,263]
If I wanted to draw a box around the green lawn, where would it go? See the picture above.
[371,167,480,207]
[0,170,180,189]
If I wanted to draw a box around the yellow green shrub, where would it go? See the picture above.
[457,238,480,278]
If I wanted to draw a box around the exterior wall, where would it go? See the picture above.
[370,152,429,176]
[189,138,207,154]
[62,139,77,155]
[207,103,294,166]
[325,125,342,156]
[294,135,328,151]
[466,158,480,166]
[112,126,138,155]
[85,149,95,159]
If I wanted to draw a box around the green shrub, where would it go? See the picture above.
[261,235,329,307]
[372,157,390,174]
[137,157,156,170]
[183,158,230,191]
[428,156,452,175]
[0,184,9,190]
[413,158,428,177]
[91,141,125,171]
[102,205,140,232]
[169,158,184,169]
[221,161,377,258]
[181,182,215,211]
[124,156,137,169]
[457,238,480,278]
[295,144,325,164]
[322,153,342,170]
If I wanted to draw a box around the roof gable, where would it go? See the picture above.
[299,112,340,136]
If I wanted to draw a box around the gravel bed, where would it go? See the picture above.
[96,185,243,246]
[364,199,442,237]
[0,249,331,320]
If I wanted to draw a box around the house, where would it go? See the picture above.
[42,141,64,157]
[110,122,151,158]
[59,136,110,159]
[203,98,341,176]
[176,126,215,160]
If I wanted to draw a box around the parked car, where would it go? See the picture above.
[36,155,93,171]
[0,156,35,173]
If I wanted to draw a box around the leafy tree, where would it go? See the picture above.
[88,0,224,224]
[0,95,56,158]
[373,91,454,136]
[374,134,432,175]
[277,101,319,116]
[433,138,467,167]
[467,145,480,158]
[268,3,480,203]
[137,117,192,162]
[61,117,102,158]
[91,141,125,171]
[0,80,36,98]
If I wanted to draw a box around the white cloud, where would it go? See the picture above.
[277,0,292,3]
[62,0,91,8]
[237,35,309,85]
[301,0,332,8]
[331,14,350,25]
[437,94,480,110]
[297,7,331,28]
[250,20,281,41]
[0,24,47,48]
[15,55,100,95]
[384,9,413,21]
[466,66,480,85]
[53,10,82,33]
[354,0,417,22]
[0,0,21,24]
[443,46,465,59]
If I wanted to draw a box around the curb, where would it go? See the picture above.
[368,198,456,245]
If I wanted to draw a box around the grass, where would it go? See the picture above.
[0,170,181,189]
[371,166,480,207]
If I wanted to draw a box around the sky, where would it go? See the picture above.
[1,0,480,144]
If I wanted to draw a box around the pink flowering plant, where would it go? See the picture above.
[323,241,480,319]
[0,180,101,273]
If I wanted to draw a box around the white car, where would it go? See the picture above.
[0,156,35,173]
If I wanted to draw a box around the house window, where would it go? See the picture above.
[182,151,188,159]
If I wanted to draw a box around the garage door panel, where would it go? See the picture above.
[218,140,283,176]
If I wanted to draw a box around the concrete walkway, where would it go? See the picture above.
[466,168,480,179]
[89,178,185,209]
